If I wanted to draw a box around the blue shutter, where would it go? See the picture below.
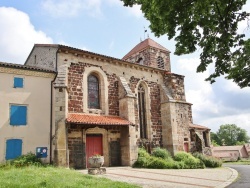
[14,77,23,88]
[10,105,27,125]
[6,139,22,160]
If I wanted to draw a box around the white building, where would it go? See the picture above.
[0,62,55,163]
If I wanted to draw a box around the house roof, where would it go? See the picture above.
[122,38,171,60]
[0,61,56,73]
[245,144,250,152]
[31,44,172,74]
[66,113,133,126]
[33,44,128,65]
[213,152,236,158]
[212,146,244,151]
[189,123,210,130]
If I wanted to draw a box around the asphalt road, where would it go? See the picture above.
[224,164,250,188]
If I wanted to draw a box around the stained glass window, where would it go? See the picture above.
[138,84,147,139]
[88,74,100,109]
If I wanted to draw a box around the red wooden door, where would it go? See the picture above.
[86,134,103,167]
[184,143,189,152]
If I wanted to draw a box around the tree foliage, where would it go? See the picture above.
[121,0,250,88]
[211,124,249,146]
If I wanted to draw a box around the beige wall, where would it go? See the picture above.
[0,68,54,163]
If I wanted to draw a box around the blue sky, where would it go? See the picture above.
[0,0,250,136]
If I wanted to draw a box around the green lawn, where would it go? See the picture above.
[224,161,250,165]
[0,166,140,188]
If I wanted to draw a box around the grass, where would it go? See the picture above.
[224,160,250,165]
[0,166,140,188]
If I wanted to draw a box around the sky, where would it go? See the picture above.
[0,0,250,136]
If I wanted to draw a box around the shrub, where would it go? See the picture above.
[151,147,171,159]
[192,152,222,168]
[138,148,150,158]
[133,148,151,168]
[173,161,185,169]
[174,152,205,169]
[147,157,176,169]
[133,157,149,168]
[147,157,167,169]
[133,148,207,169]
[10,153,43,168]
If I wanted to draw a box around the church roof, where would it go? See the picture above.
[0,61,56,73]
[189,123,210,130]
[66,113,134,126]
[122,38,170,60]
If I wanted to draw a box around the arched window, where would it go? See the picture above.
[88,74,100,109]
[157,56,164,69]
[138,84,147,139]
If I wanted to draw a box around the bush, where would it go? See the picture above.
[10,153,43,168]
[147,157,176,169]
[133,148,151,168]
[174,152,205,169]
[138,148,151,158]
[173,161,185,169]
[133,156,149,168]
[133,148,207,169]
[192,152,222,168]
[151,147,171,159]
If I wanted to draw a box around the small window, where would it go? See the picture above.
[6,139,22,160]
[137,58,144,65]
[10,105,27,126]
[14,77,24,88]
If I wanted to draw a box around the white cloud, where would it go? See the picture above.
[0,7,53,64]
[200,113,250,136]
[42,0,102,18]
[125,5,142,18]
[106,0,142,18]
[42,0,142,19]
[237,1,250,34]
[222,78,250,94]
[106,0,123,6]
[177,57,200,72]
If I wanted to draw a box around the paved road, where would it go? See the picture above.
[79,166,237,188]
[223,164,250,188]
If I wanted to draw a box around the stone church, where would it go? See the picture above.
[24,38,211,169]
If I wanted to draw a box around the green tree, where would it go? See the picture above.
[216,124,249,145]
[121,0,250,88]
[210,132,220,146]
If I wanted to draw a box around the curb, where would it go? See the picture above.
[215,167,238,188]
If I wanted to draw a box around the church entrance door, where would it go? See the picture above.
[86,134,103,167]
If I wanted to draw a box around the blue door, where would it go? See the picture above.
[6,139,22,160]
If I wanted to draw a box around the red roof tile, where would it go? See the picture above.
[66,113,133,126]
[189,123,210,130]
[122,38,170,60]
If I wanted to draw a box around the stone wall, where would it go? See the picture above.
[68,124,84,169]
[108,74,119,116]
[67,124,123,169]
[124,47,171,71]
[67,63,84,113]
[175,103,191,151]
[25,45,58,71]
[163,73,186,101]
[148,81,162,145]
